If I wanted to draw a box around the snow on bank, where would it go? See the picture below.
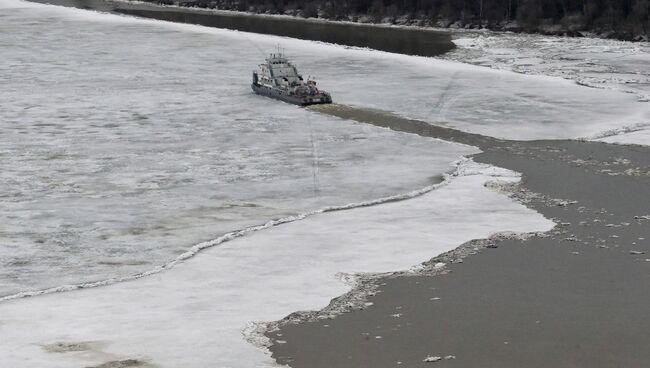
[0,159,555,368]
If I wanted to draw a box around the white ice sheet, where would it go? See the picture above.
[0,160,555,368]
[0,0,476,295]
[445,30,650,145]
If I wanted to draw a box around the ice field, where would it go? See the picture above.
[0,0,648,366]
[0,159,554,368]
[0,0,476,296]
[445,30,650,143]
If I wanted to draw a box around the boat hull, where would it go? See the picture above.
[252,84,332,106]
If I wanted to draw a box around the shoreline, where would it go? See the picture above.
[0,172,449,303]
[0,150,553,367]
[124,0,649,42]
[27,0,455,57]
[111,0,452,33]
[267,110,650,367]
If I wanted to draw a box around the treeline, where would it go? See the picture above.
[151,0,650,40]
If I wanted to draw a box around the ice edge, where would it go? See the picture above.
[0,156,476,304]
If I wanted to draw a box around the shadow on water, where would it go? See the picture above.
[27,0,455,57]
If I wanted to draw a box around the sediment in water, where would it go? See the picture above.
[267,105,650,368]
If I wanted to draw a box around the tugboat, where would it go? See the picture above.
[252,51,332,106]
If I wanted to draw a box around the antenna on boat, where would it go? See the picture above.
[274,43,287,59]
[240,33,266,57]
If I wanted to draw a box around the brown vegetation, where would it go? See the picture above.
[149,0,650,40]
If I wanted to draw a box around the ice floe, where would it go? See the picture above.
[0,159,554,367]
[0,0,476,295]
[445,31,650,145]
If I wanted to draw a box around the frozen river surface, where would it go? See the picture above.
[445,30,650,143]
[0,1,475,296]
[0,1,648,367]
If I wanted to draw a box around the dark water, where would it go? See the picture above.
[29,0,454,57]
[270,105,650,368]
[308,104,501,149]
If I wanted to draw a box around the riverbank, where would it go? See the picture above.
[26,0,455,57]
[136,0,650,42]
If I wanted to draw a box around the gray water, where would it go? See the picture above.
[29,0,455,57]
[272,100,650,368]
